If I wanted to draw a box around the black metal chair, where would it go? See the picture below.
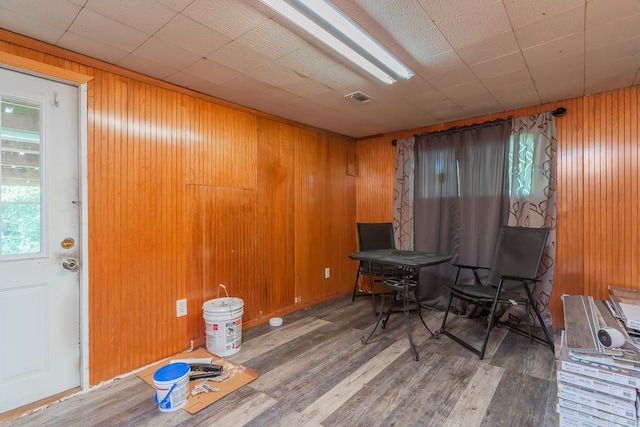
[438,226,554,360]
[351,222,396,303]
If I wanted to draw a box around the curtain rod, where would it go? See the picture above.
[391,106,567,144]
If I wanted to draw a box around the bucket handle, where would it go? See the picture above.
[217,284,234,317]
[217,284,230,299]
[155,382,177,408]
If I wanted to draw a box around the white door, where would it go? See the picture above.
[0,67,80,413]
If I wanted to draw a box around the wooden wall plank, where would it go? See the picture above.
[256,118,295,318]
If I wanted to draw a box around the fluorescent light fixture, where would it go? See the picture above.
[261,0,413,84]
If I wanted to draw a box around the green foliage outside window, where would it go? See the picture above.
[1,185,41,255]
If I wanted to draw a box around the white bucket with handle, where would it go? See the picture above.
[203,284,244,357]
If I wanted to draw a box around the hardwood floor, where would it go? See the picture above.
[3,295,559,426]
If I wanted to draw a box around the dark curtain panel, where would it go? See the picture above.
[414,120,511,310]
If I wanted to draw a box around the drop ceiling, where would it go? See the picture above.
[1,0,639,138]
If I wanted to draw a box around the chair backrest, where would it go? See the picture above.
[487,226,549,287]
[356,222,395,251]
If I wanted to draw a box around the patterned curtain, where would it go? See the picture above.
[500,112,557,327]
[392,138,415,250]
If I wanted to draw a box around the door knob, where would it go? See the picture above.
[62,258,79,272]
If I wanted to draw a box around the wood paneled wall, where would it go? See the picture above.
[356,87,640,327]
[0,33,356,385]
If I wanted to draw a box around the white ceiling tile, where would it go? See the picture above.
[470,52,527,80]
[352,0,435,46]
[181,59,241,85]
[68,8,149,52]
[417,51,477,88]
[246,62,304,87]
[455,30,519,66]
[586,13,640,51]
[586,37,640,66]
[388,76,436,98]
[488,80,538,98]
[481,68,536,91]
[236,19,307,60]
[164,71,218,94]
[309,64,373,92]
[132,37,201,70]
[503,0,585,27]
[183,0,269,39]
[439,81,490,99]
[276,44,338,78]
[585,55,640,93]
[419,0,501,24]
[494,91,541,110]
[84,0,176,34]
[211,76,278,107]
[432,108,468,122]
[461,99,502,116]
[514,5,585,49]
[436,2,511,48]
[521,32,585,65]
[308,89,349,108]
[207,40,272,73]
[410,90,449,105]
[0,7,68,45]
[394,27,453,66]
[57,31,129,64]
[414,98,458,114]
[586,0,640,29]
[157,0,193,12]
[117,54,180,80]
[0,0,81,32]
[538,83,584,103]
[155,14,232,57]
[280,78,332,98]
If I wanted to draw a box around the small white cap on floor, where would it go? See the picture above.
[269,317,283,327]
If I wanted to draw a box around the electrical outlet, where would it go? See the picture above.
[324,267,330,278]
[176,299,187,317]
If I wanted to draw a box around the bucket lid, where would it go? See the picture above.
[203,297,244,312]
[153,362,190,382]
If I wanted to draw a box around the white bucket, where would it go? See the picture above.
[203,285,244,357]
[152,362,190,412]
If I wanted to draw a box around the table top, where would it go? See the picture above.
[348,249,451,268]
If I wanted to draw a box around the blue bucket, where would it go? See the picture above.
[152,362,190,412]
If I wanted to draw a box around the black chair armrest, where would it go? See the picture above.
[498,274,540,282]
[452,263,490,271]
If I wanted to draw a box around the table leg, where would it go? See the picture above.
[403,282,419,361]
[360,275,389,345]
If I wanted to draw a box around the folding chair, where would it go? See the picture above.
[438,226,554,359]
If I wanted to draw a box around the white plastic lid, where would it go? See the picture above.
[269,317,283,327]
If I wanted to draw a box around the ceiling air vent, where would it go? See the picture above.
[345,91,374,103]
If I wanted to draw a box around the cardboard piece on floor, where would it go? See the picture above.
[136,347,258,414]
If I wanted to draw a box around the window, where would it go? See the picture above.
[0,95,42,256]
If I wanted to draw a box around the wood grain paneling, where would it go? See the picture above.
[255,118,295,318]
[328,135,357,295]
[185,101,257,189]
[356,88,640,328]
[294,128,330,304]
[0,34,357,386]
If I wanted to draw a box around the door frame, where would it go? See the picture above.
[0,55,92,393]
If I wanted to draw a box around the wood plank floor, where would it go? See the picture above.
[3,295,559,426]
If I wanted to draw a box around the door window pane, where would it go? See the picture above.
[0,95,42,256]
